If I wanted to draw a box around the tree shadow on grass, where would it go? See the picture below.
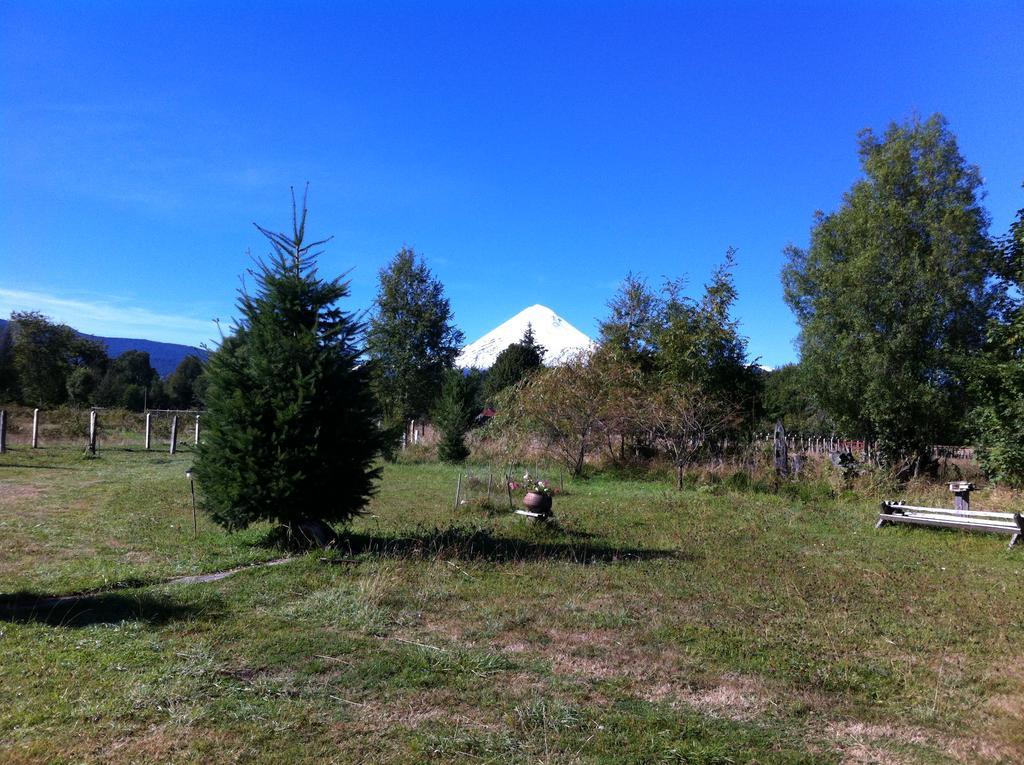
[312,525,688,565]
[0,462,83,470]
[0,589,221,628]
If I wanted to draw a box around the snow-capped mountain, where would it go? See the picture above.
[456,304,595,369]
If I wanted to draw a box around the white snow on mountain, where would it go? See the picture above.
[456,304,595,369]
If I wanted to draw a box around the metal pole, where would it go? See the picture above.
[169,415,178,455]
[145,412,152,450]
[88,409,97,454]
[31,408,39,448]
[186,469,197,539]
[194,414,200,446]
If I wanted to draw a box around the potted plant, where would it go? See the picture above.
[521,472,553,516]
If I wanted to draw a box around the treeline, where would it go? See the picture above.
[363,114,1024,486]
[4,113,1023,488]
[0,312,205,410]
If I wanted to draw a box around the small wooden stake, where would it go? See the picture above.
[169,415,178,455]
[144,412,152,450]
[88,409,98,454]
[31,408,39,448]
[194,414,200,446]
[454,473,462,511]
[0,409,7,454]
[773,420,788,479]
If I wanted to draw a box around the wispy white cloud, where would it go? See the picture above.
[0,289,220,348]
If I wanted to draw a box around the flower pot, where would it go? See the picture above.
[523,491,553,515]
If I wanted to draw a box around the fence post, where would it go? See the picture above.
[0,409,6,454]
[169,415,178,455]
[88,409,97,454]
[31,408,40,448]
[145,412,152,450]
[194,414,200,446]
[773,421,788,478]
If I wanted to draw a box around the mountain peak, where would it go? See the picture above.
[456,305,594,369]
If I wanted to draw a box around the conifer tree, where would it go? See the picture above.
[195,191,383,536]
[483,324,546,402]
[366,248,463,429]
[433,369,478,463]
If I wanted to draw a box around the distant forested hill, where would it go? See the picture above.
[0,318,208,377]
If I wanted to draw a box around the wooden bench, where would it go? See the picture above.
[877,501,1024,549]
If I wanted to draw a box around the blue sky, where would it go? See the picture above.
[2,1,1022,367]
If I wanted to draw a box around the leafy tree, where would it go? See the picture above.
[598,273,660,371]
[971,203,1024,484]
[366,247,464,428]
[95,350,160,410]
[782,114,998,464]
[483,324,546,401]
[66,366,101,406]
[655,249,756,408]
[640,382,737,489]
[194,193,383,537]
[759,363,832,435]
[0,322,16,402]
[594,255,758,461]
[600,253,756,406]
[511,347,623,476]
[7,312,107,406]
[433,369,479,463]
[165,355,205,409]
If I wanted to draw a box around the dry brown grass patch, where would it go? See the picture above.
[650,673,772,721]
[0,482,43,505]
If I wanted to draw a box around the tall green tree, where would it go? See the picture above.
[366,247,464,428]
[195,193,383,536]
[655,249,756,409]
[782,114,998,463]
[7,312,107,406]
[759,363,832,435]
[970,203,1024,484]
[598,273,660,371]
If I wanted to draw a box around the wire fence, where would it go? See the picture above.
[0,406,202,453]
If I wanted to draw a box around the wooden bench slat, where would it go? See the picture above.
[882,514,1018,534]
[884,503,1017,521]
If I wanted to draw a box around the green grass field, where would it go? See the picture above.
[1,446,1021,763]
